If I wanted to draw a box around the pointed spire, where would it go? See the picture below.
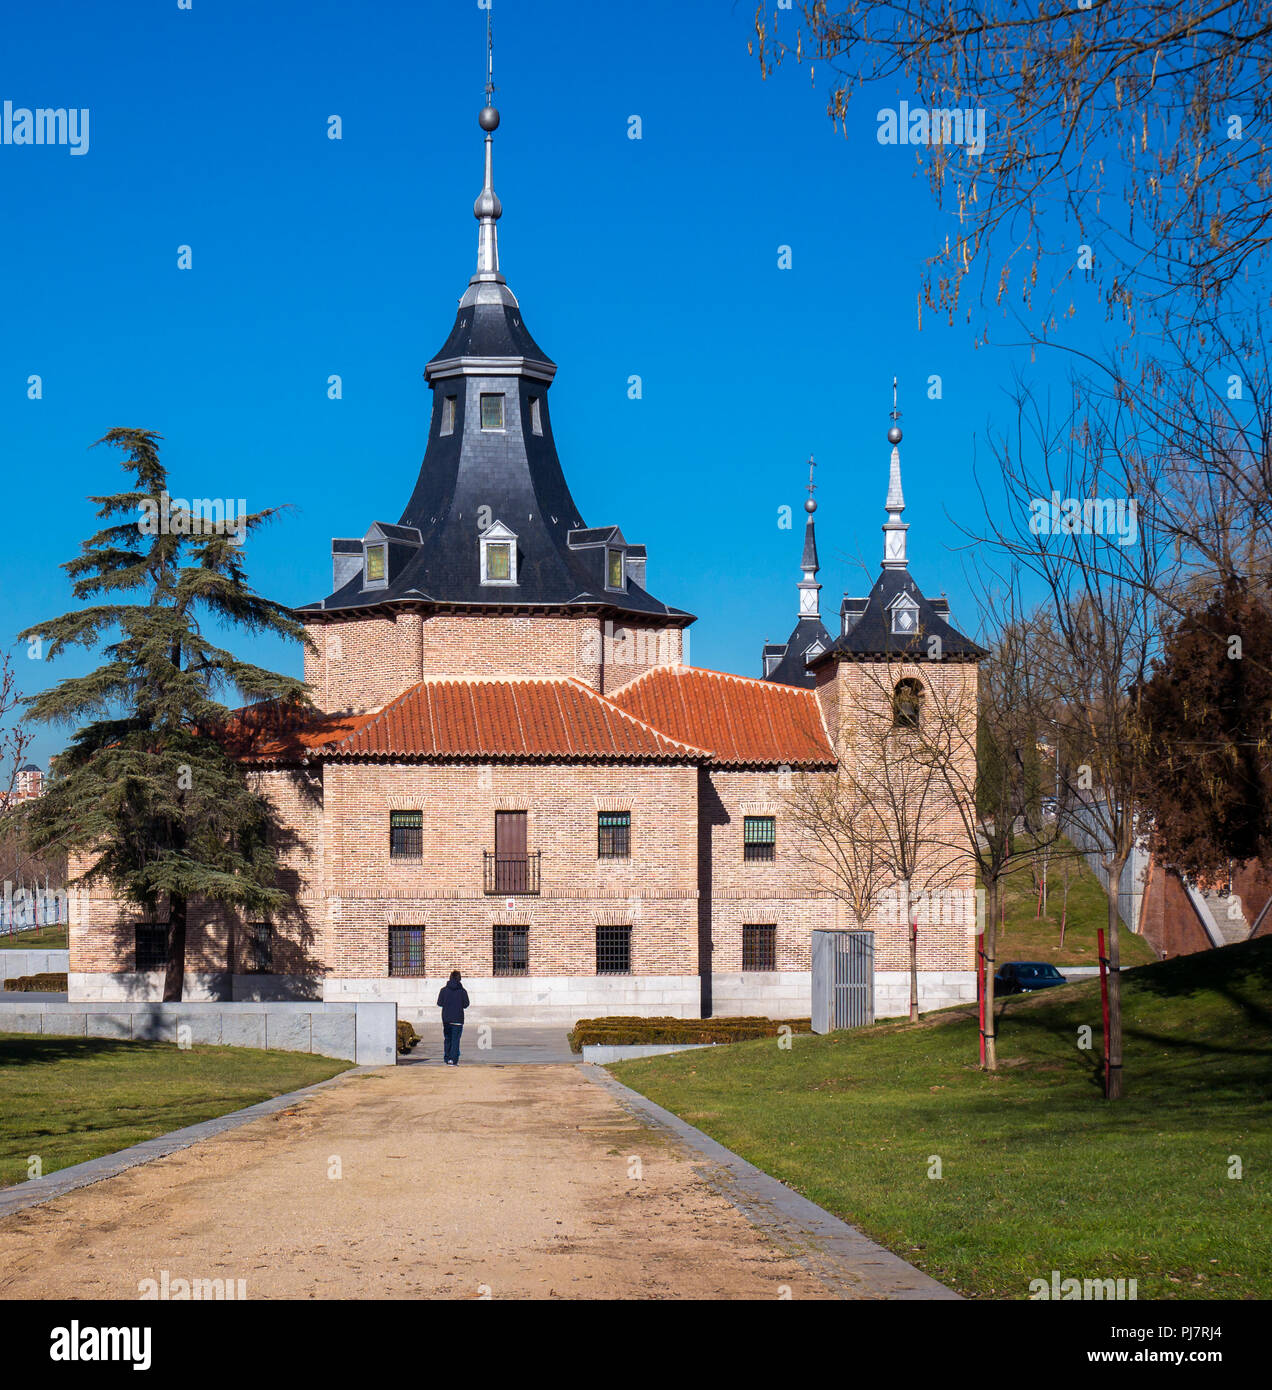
[798,454,822,619]
[472,8,504,285]
[882,378,909,569]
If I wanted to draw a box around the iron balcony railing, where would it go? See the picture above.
[483,851,541,895]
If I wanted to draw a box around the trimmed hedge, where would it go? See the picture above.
[396,1019,420,1054]
[568,1015,812,1054]
[2,972,68,993]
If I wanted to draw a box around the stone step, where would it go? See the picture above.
[1202,891,1250,945]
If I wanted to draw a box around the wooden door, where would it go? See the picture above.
[495,811,527,892]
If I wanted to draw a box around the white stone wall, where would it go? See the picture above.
[874,970,977,1018]
[69,970,229,1002]
[325,973,703,1024]
[709,970,811,1018]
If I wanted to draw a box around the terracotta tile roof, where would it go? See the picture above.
[235,678,710,764]
[220,703,367,764]
[609,666,836,768]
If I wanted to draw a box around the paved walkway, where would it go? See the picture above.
[0,1058,952,1300]
[401,1024,580,1066]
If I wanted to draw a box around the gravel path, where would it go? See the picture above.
[0,1062,834,1300]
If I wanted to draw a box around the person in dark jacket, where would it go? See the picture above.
[437,970,470,1065]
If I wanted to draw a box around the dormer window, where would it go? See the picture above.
[890,594,919,636]
[606,548,625,590]
[359,522,421,591]
[440,395,457,436]
[480,393,505,431]
[364,543,387,587]
[480,521,518,586]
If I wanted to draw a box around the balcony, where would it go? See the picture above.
[483,851,541,896]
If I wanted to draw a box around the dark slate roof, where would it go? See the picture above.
[427,295,554,368]
[800,515,819,571]
[296,290,691,623]
[811,566,986,664]
[763,616,833,688]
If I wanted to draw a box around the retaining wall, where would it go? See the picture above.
[0,1000,396,1066]
[1,948,69,980]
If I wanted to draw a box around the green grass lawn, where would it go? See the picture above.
[0,1036,351,1186]
[0,924,68,950]
[986,834,1158,968]
[611,938,1272,1300]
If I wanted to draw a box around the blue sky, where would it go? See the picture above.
[0,0,1111,766]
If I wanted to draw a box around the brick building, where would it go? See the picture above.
[68,94,984,1023]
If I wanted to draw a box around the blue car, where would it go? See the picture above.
[994,961,1067,995]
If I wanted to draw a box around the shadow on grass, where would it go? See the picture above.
[0,1034,173,1066]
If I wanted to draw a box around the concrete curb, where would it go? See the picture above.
[583,1065,960,1301]
[0,1064,381,1221]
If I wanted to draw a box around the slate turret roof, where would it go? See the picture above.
[297,97,690,628]
[809,390,986,668]
[762,457,832,688]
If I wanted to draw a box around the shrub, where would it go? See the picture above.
[567,1015,812,1053]
[2,972,68,993]
[396,1019,420,1053]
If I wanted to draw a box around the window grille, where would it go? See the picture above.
[244,921,274,973]
[597,811,631,859]
[389,926,426,977]
[743,815,776,862]
[596,924,632,975]
[135,923,168,972]
[390,810,423,858]
[742,924,777,971]
[493,925,529,976]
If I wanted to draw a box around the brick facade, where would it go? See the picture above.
[70,613,980,1019]
[303,610,685,712]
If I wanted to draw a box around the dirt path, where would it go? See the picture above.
[0,1064,833,1300]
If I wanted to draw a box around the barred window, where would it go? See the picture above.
[389,926,426,977]
[390,810,423,858]
[493,925,529,976]
[244,921,274,973]
[596,924,632,975]
[597,810,631,859]
[742,924,777,972]
[743,815,776,862]
[135,923,168,972]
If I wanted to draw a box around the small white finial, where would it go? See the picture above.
[882,379,909,568]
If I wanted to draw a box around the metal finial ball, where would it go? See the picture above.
[479,106,500,131]
[805,497,817,514]
[887,424,903,445]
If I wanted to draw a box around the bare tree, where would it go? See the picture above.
[790,655,971,1025]
[975,387,1165,1099]
[751,2,1272,336]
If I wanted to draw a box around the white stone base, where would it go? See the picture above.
[875,970,977,1018]
[69,971,230,1002]
[708,971,811,1018]
[325,974,703,1025]
[67,968,978,1024]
